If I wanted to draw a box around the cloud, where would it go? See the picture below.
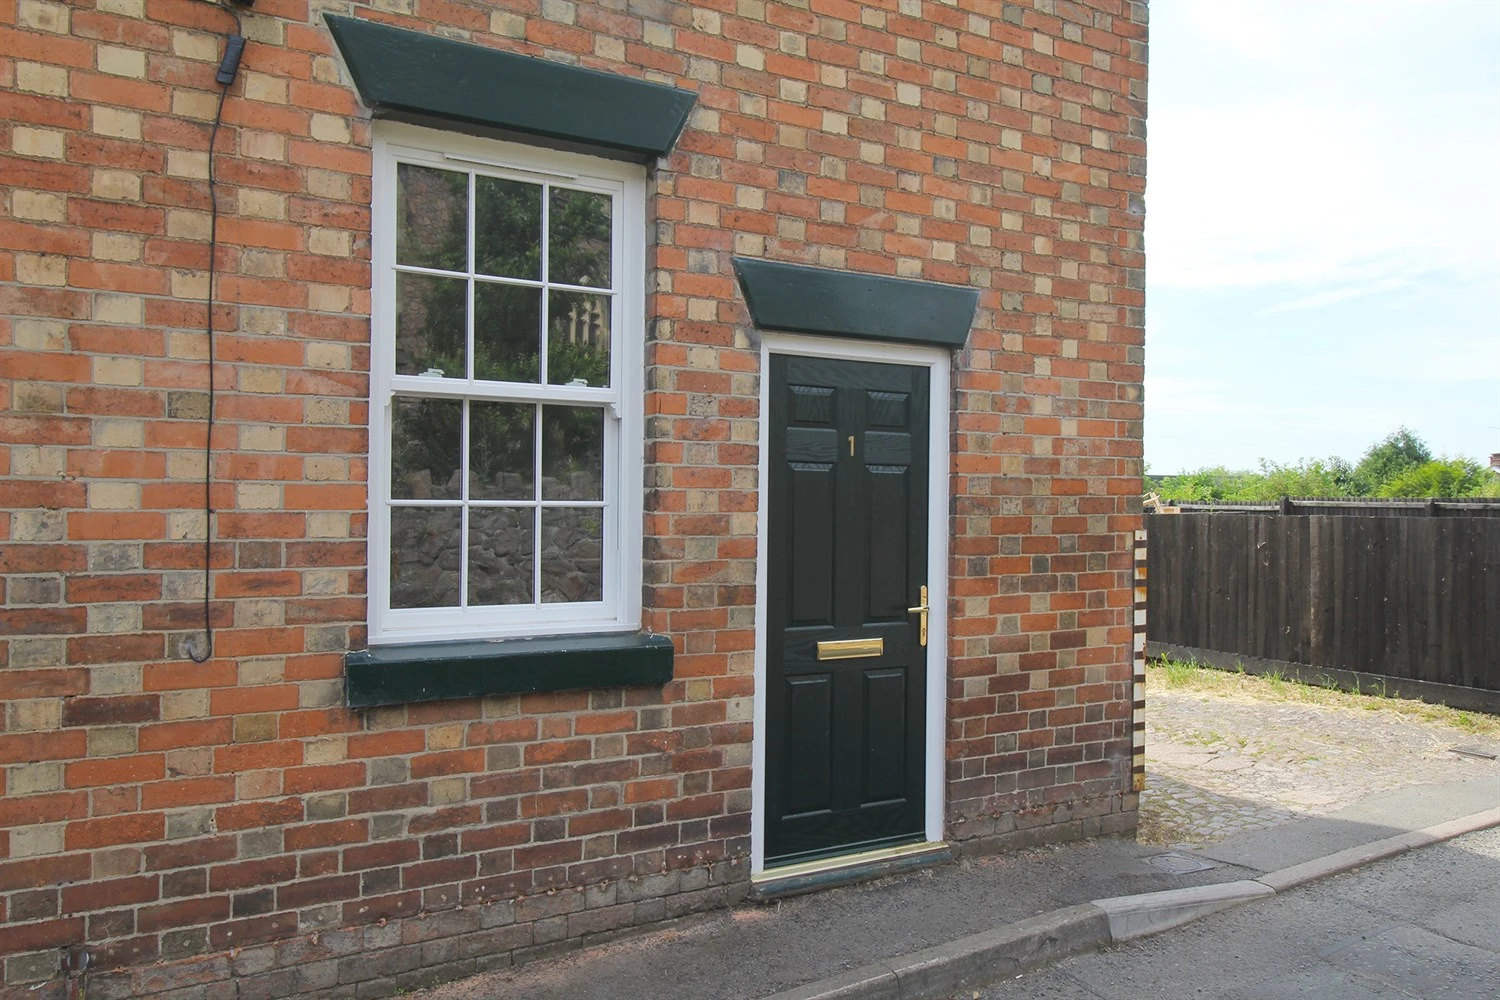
[1145,1,1500,293]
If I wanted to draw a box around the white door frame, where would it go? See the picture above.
[750,333,951,874]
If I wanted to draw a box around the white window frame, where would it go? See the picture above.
[368,122,645,644]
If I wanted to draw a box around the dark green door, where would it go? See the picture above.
[766,354,930,867]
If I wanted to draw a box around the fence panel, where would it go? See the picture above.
[1146,509,1500,694]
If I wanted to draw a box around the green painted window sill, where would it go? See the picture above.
[344,632,674,708]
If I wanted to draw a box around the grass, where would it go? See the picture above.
[1148,657,1500,739]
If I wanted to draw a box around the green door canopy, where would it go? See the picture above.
[325,15,696,163]
[733,258,979,348]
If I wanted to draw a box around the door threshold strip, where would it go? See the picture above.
[749,841,951,901]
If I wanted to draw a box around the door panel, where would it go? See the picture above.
[766,354,930,866]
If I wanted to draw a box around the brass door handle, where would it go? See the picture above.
[907,585,928,647]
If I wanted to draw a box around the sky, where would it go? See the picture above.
[1143,0,1500,473]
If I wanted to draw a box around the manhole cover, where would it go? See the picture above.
[1145,852,1219,875]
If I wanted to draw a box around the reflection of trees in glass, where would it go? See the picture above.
[396,273,466,377]
[474,282,540,383]
[548,291,610,386]
[397,164,467,270]
[470,401,534,500]
[476,176,541,279]
[549,188,611,287]
[391,397,460,499]
[542,406,603,500]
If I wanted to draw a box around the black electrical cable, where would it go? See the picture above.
[188,1,246,663]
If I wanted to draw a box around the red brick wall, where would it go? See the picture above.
[0,0,1145,994]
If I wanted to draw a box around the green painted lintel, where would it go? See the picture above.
[733,258,978,348]
[325,15,696,163]
[345,632,675,708]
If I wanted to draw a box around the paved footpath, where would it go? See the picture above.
[406,683,1500,1000]
[974,826,1500,1000]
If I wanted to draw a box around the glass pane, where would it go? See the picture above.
[547,291,611,387]
[473,281,540,383]
[470,401,534,501]
[396,272,466,378]
[391,397,461,500]
[541,406,603,501]
[389,507,461,609]
[475,175,541,280]
[396,164,467,271]
[548,187,611,288]
[468,507,535,606]
[541,507,603,603]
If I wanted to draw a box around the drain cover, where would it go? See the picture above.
[1145,852,1219,875]
[1451,745,1499,761]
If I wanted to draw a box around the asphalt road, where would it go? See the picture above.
[972,827,1500,1000]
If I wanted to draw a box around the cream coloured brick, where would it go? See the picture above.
[736,44,764,70]
[92,107,142,140]
[896,82,922,106]
[94,293,144,324]
[595,35,625,61]
[172,29,220,61]
[491,10,525,37]
[8,763,63,795]
[14,318,66,351]
[240,425,284,451]
[241,250,285,279]
[162,570,205,601]
[237,484,282,510]
[239,367,283,393]
[307,284,351,313]
[92,232,143,262]
[89,482,140,510]
[305,399,348,425]
[91,664,142,696]
[309,114,351,144]
[8,698,61,731]
[308,228,351,257]
[97,45,146,78]
[14,383,63,413]
[306,169,350,200]
[166,209,211,240]
[12,127,64,159]
[11,825,64,858]
[16,61,67,96]
[172,89,220,120]
[17,254,66,286]
[18,0,68,32]
[162,690,209,720]
[307,512,349,538]
[88,726,138,756]
[235,600,283,629]
[94,356,143,386]
[167,451,207,482]
[242,72,287,104]
[12,510,64,542]
[92,169,143,202]
[95,419,144,448]
[304,736,346,765]
[88,604,142,634]
[10,446,65,478]
[12,190,66,222]
[172,270,209,299]
[166,150,209,180]
[241,130,286,161]
[304,456,347,481]
[97,0,145,14]
[306,342,350,370]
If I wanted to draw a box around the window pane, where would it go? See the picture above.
[468,507,535,606]
[396,272,466,378]
[390,507,461,608]
[475,176,541,280]
[391,397,461,500]
[470,401,534,500]
[541,405,603,501]
[541,507,603,603]
[548,188,611,288]
[396,164,467,271]
[547,291,611,388]
[473,281,541,383]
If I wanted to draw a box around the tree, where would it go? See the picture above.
[1376,458,1490,498]
[1353,428,1432,493]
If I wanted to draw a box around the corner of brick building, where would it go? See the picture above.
[0,0,1145,995]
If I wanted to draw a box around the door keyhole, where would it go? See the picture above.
[848,435,855,457]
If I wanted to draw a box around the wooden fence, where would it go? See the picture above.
[1145,501,1500,701]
